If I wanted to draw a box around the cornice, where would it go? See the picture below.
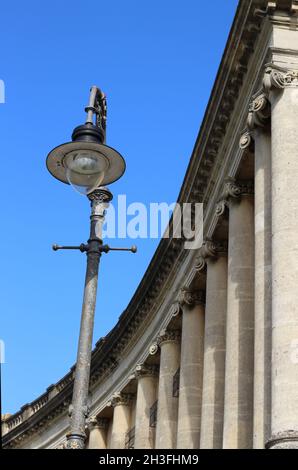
[4,0,296,449]
[176,0,264,211]
[255,1,298,19]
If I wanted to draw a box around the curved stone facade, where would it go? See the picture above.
[3,0,298,449]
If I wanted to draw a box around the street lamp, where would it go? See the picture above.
[46,86,136,449]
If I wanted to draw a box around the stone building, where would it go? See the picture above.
[3,0,298,449]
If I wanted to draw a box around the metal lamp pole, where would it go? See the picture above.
[46,87,136,449]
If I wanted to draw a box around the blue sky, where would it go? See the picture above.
[0,0,238,414]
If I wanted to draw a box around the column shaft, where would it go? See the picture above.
[134,368,158,449]
[110,394,133,449]
[155,332,180,449]
[200,256,227,449]
[88,418,108,449]
[270,86,298,448]
[253,130,272,448]
[177,301,205,448]
[223,195,254,449]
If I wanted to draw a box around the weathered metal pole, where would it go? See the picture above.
[66,187,112,449]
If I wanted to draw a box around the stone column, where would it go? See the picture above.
[87,416,109,449]
[176,288,205,449]
[264,66,298,449]
[155,329,181,449]
[109,392,134,449]
[241,93,272,449]
[199,241,228,449]
[220,180,255,449]
[134,364,159,449]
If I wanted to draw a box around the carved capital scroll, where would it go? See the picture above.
[240,92,271,149]
[178,287,206,307]
[263,65,298,93]
[239,130,253,150]
[169,301,182,318]
[149,342,159,356]
[241,64,298,152]
[108,392,135,408]
[87,416,109,430]
[195,240,228,271]
[215,199,229,218]
[216,179,254,217]
[224,179,254,199]
[248,93,271,129]
[135,363,159,378]
[157,329,181,346]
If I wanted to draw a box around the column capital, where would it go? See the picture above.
[149,329,181,355]
[108,392,135,408]
[195,239,228,271]
[263,65,298,94]
[87,416,109,430]
[178,287,206,308]
[215,179,254,216]
[157,329,181,346]
[240,92,271,149]
[241,65,298,150]
[135,363,159,379]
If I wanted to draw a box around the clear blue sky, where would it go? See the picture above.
[0,0,238,414]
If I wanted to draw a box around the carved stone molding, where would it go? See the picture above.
[108,392,135,408]
[135,363,159,379]
[87,416,109,430]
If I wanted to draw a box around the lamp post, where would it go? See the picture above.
[46,87,136,449]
